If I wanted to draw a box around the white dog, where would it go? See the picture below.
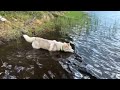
[23,34,74,53]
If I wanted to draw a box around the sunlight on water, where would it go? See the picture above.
[70,11,120,79]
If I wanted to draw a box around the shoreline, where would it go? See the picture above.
[0,11,88,45]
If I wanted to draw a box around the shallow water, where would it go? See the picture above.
[1,11,120,79]
[0,31,92,79]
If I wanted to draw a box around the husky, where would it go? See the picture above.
[23,34,74,53]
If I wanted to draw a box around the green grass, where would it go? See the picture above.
[64,11,85,19]
[0,11,89,41]
[0,11,53,40]
[40,11,90,35]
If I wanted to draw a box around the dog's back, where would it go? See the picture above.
[23,34,74,52]
[32,37,51,50]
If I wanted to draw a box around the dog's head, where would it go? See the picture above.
[62,42,74,53]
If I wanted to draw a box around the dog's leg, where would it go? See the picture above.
[32,41,40,49]
[48,40,57,51]
[49,43,54,51]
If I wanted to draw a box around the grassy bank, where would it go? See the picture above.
[38,11,89,37]
[0,11,89,42]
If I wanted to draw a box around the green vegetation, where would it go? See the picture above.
[0,11,89,42]
[39,11,89,35]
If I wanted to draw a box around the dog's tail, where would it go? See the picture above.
[23,34,35,43]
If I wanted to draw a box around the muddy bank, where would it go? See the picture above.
[0,11,89,55]
[0,11,88,44]
[0,11,66,42]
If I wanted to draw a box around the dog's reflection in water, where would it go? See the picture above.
[49,51,73,61]
[26,48,73,61]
